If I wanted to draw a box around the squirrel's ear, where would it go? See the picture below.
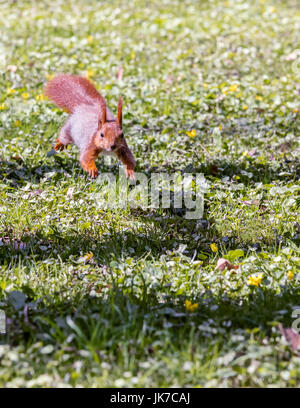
[117,97,122,128]
[101,104,106,125]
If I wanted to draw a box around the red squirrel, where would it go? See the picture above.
[45,74,136,179]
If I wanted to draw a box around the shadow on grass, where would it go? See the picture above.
[1,208,295,268]
[1,144,299,191]
[1,214,298,349]
[0,156,130,189]
[3,275,299,355]
[152,156,300,185]
[0,216,202,264]
[0,157,75,187]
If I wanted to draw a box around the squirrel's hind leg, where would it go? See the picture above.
[54,123,72,152]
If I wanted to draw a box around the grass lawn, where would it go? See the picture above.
[0,0,299,387]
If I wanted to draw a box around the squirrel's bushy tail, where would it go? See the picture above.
[45,74,104,113]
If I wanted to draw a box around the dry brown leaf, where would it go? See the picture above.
[7,65,17,72]
[28,189,43,197]
[279,323,300,352]
[166,75,173,85]
[279,142,291,152]
[241,200,260,207]
[217,258,239,271]
[116,66,123,81]
[286,51,298,61]
[248,149,257,157]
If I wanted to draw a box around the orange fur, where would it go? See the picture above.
[80,144,100,179]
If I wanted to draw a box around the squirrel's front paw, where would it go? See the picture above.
[53,141,65,151]
[125,168,136,181]
[88,165,99,179]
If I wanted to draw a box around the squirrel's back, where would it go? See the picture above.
[45,74,104,113]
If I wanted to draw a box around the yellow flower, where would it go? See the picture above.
[22,92,29,99]
[84,252,94,261]
[87,35,94,44]
[185,300,198,312]
[186,129,196,138]
[78,252,94,264]
[203,83,208,88]
[242,105,248,110]
[45,73,54,81]
[247,273,263,287]
[85,69,95,79]
[36,94,45,101]
[130,51,136,59]
[293,109,298,114]
[6,88,16,95]
[15,120,21,127]
[256,95,263,101]
[228,84,238,92]
[287,271,294,281]
[210,243,218,252]
[219,125,222,131]
[0,103,7,110]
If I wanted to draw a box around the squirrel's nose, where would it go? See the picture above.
[111,144,117,150]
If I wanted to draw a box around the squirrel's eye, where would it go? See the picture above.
[100,133,104,138]
[120,133,124,138]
